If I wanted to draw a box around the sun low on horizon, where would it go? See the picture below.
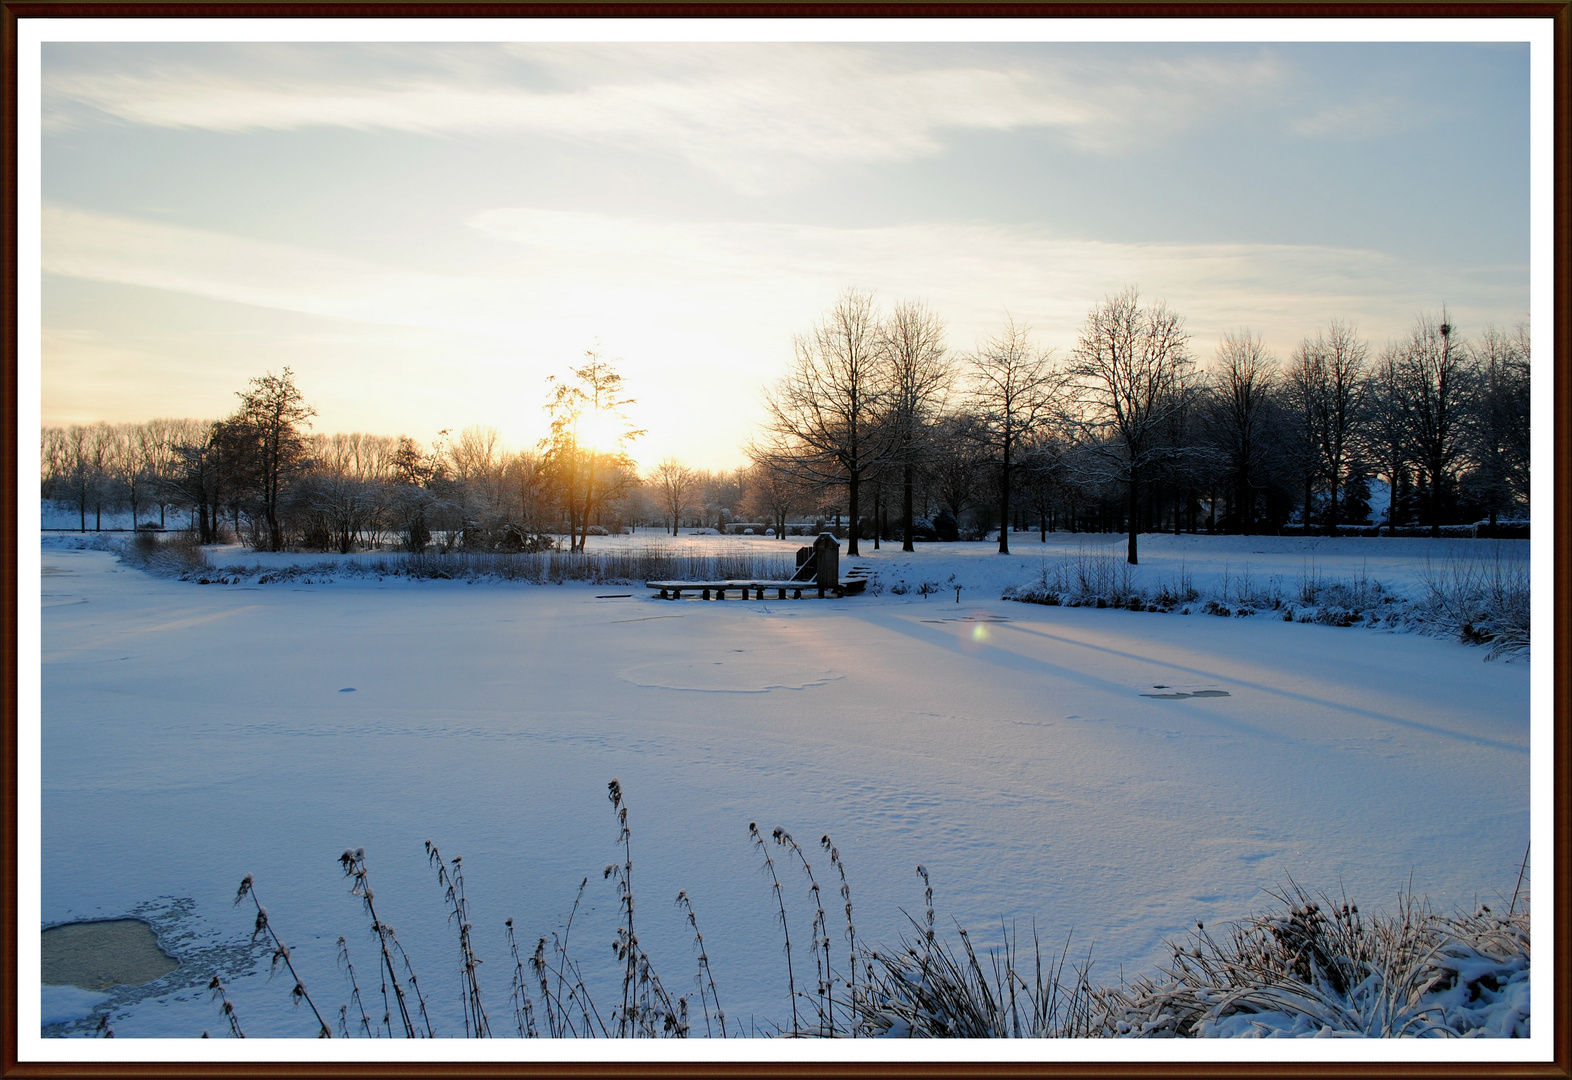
[37,30,1530,474]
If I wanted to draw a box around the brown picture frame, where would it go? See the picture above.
[3,6,1567,1076]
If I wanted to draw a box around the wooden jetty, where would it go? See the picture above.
[646,533,868,600]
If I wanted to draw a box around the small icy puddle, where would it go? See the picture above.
[42,919,178,990]
[1141,685,1232,700]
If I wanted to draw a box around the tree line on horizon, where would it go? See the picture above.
[40,286,1529,565]
[749,287,1529,563]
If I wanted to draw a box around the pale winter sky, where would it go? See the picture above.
[40,37,1530,471]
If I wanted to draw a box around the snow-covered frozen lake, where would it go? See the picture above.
[37,535,1530,1038]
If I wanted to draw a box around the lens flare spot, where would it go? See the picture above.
[972,624,989,642]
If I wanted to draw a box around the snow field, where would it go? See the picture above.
[37,538,1530,1038]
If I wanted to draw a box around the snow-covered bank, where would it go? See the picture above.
[37,540,1530,1038]
[54,527,1532,658]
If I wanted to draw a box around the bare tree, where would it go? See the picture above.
[391,434,444,551]
[1205,332,1277,533]
[448,425,502,484]
[291,434,401,553]
[542,350,644,552]
[1467,323,1530,527]
[229,368,316,551]
[40,427,66,505]
[1284,321,1368,536]
[925,411,987,538]
[166,421,227,542]
[106,423,149,528]
[1018,431,1069,540]
[84,422,118,531]
[500,450,554,545]
[964,318,1059,555]
[1366,345,1411,535]
[754,289,896,556]
[54,424,96,531]
[142,418,194,528]
[651,457,698,536]
[1068,287,1194,564]
[1395,310,1475,535]
[880,300,954,551]
[744,457,805,540]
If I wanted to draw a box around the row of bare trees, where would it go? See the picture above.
[41,299,1528,565]
[744,288,1530,563]
[41,357,650,555]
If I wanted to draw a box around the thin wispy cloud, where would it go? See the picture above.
[46,201,1523,361]
[44,44,1288,192]
[1289,95,1430,139]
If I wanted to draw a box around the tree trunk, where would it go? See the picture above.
[901,460,916,553]
[1126,466,1139,565]
[846,473,861,556]
[579,455,598,553]
[997,458,1011,556]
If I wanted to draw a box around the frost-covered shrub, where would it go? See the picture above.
[123,530,210,577]
[1093,886,1529,1039]
[1005,547,1143,610]
[1005,553,1522,660]
[1410,549,1530,659]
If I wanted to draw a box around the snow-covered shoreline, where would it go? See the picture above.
[49,527,1532,660]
